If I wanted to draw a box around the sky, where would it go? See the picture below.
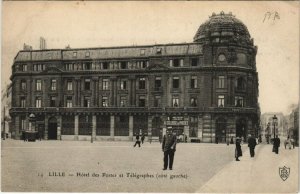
[2,1,299,115]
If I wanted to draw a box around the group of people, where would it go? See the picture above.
[133,133,146,147]
[235,134,283,161]
[284,136,295,149]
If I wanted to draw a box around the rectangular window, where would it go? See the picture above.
[67,96,72,108]
[138,96,146,107]
[120,80,127,90]
[173,59,180,67]
[73,52,77,58]
[191,76,197,88]
[190,97,197,107]
[85,51,90,58]
[140,49,145,56]
[102,62,108,69]
[84,97,90,107]
[20,97,26,107]
[120,96,127,107]
[22,64,27,72]
[21,117,26,130]
[51,79,57,91]
[21,81,27,91]
[172,97,179,107]
[36,97,42,108]
[67,81,73,91]
[85,79,91,90]
[235,96,244,107]
[139,78,146,89]
[173,77,180,89]
[120,61,127,69]
[169,60,173,67]
[155,77,161,90]
[50,96,56,107]
[36,80,42,91]
[180,59,184,67]
[218,95,225,107]
[84,62,91,70]
[102,96,108,107]
[156,48,162,54]
[154,96,161,107]
[103,79,109,90]
[218,76,225,88]
[191,58,199,66]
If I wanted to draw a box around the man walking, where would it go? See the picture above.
[273,135,281,154]
[247,134,257,157]
[162,128,177,170]
[133,133,141,147]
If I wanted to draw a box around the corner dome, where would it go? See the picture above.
[194,12,252,45]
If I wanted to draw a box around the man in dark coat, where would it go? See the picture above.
[273,135,281,154]
[162,128,177,170]
[133,133,141,147]
[235,137,242,161]
[248,134,257,157]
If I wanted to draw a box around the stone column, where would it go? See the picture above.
[129,115,133,140]
[184,115,190,141]
[74,115,79,140]
[92,115,96,141]
[198,115,203,141]
[44,115,49,140]
[147,115,152,141]
[110,115,115,139]
[57,115,62,140]
[15,116,20,139]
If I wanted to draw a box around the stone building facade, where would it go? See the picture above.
[10,12,260,143]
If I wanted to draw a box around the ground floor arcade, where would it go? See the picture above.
[12,112,259,143]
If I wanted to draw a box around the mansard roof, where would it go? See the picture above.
[14,42,203,62]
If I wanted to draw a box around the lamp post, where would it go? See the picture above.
[272,115,278,139]
[266,122,270,144]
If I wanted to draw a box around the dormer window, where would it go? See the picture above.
[73,52,77,58]
[85,51,90,58]
[156,48,162,54]
[140,49,145,56]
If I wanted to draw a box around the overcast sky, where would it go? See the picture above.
[2,1,299,114]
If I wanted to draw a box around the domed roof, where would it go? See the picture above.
[194,12,252,45]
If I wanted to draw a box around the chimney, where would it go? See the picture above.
[23,43,32,51]
[40,37,47,50]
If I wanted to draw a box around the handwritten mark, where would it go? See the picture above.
[263,11,280,23]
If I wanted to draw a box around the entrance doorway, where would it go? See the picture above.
[216,118,227,143]
[152,117,163,137]
[48,117,57,140]
[236,118,247,140]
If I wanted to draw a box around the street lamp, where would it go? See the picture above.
[272,115,278,139]
[266,122,270,144]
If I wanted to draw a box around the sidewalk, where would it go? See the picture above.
[198,143,299,193]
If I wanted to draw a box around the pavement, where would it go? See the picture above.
[1,139,299,193]
[198,143,299,193]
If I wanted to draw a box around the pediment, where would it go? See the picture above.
[146,63,169,71]
[42,67,63,74]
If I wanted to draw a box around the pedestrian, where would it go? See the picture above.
[284,136,291,149]
[247,134,257,157]
[291,137,295,149]
[162,128,177,170]
[133,133,141,147]
[185,135,187,143]
[235,137,242,161]
[216,137,219,144]
[273,135,281,154]
[230,137,234,144]
[159,133,162,144]
[141,134,145,144]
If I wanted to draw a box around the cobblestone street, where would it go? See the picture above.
[1,140,298,193]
